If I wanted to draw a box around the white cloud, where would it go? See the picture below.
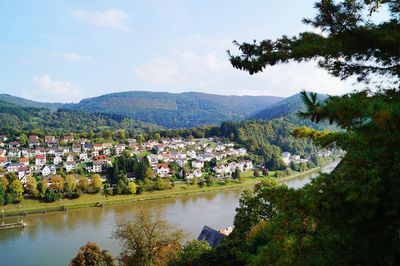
[134,47,352,97]
[72,9,130,30]
[135,59,180,84]
[51,52,91,62]
[30,74,81,102]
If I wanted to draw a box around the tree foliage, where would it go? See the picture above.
[113,208,184,266]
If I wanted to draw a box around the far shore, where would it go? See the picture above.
[1,167,322,218]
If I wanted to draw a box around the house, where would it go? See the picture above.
[41,165,51,176]
[6,163,25,172]
[65,161,77,172]
[282,152,291,165]
[93,144,103,151]
[102,143,113,149]
[66,154,74,162]
[102,149,111,155]
[28,135,40,147]
[187,150,196,159]
[72,144,81,153]
[175,159,187,168]
[213,165,226,175]
[155,163,170,178]
[115,144,126,155]
[63,135,74,142]
[193,169,202,178]
[191,160,204,169]
[44,135,56,143]
[44,136,58,146]
[79,153,88,162]
[8,148,21,158]
[93,155,111,165]
[18,157,29,166]
[197,226,227,248]
[86,161,102,173]
[35,154,46,167]
[53,156,62,165]
[0,157,9,167]
[82,143,92,152]
[147,154,159,165]
[92,150,99,157]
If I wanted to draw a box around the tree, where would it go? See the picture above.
[217,1,400,265]
[70,241,116,266]
[37,179,47,198]
[0,176,9,192]
[19,133,28,146]
[113,208,184,266]
[169,240,211,266]
[8,179,23,203]
[127,182,137,194]
[50,175,64,191]
[26,176,39,197]
[154,132,161,141]
[232,167,240,180]
[91,174,103,193]
[65,175,77,196]
[136,133,145,145]
[78,177,89,193]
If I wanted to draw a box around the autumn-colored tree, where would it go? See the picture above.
[65,175,77,195]
[8,179,24,203]
[26,176,39,197]
[50,175,64,191]
[70,241,116,266]
[91,174,103,193]
[78,176,89,193]
[113,208,184,266]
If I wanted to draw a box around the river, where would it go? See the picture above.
[0,162,338,266]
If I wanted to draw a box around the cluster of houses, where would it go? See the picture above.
[0,134,255,184]
[146,139,253,179]
[281,149,333,166]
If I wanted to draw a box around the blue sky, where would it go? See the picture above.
[1,0,354,102]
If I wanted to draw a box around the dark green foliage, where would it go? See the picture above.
[184,1,400,265]
[45,189,60,202]
[0,101,159,134]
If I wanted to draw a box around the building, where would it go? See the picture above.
[197,226,227,248]
[35,154,46,167]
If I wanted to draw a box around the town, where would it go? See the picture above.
[0,134,258,187]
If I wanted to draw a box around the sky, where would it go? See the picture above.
[0,0,356,103]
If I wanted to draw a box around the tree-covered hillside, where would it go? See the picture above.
[252,92,327,119]
[0,101,160,134]
[0,94,63,111]
[63,91,282,128]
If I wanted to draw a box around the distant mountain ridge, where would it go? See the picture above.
[63,91,283,128]
[1,91,329,129]
[0,94,63,111]
[251,92,329,120]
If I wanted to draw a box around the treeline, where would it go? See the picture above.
[0,101,160,135]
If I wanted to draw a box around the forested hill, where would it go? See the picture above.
[63,91,283,128]
[251,92,328,120]
[0,94,63,111]
[0,101,160,134]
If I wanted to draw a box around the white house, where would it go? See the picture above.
[191,160,204,169]
[65,161,77,172]
[53,156,62,165]
[155,163,170,178]
[41,165,51,176]
[35,154,46,167]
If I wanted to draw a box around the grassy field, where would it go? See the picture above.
[2,167,321,217]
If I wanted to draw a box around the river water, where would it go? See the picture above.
[0,162,338,266]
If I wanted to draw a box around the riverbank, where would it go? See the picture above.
[1,167,323,217]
